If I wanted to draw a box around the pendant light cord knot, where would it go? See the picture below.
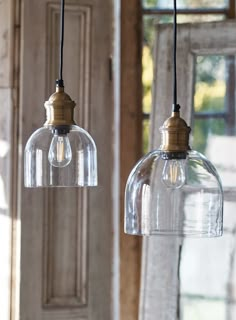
[173,104,181,112]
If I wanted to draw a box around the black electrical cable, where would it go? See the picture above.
[57,0,65,87]
[172,0,180,112]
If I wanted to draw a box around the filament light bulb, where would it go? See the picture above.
[48,133,72,168]
[161,159,186,189]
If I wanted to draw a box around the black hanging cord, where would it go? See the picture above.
[57,0,65,87]
[172,0,180,112]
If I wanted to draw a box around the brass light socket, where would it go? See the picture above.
[44,85,76,127]
[159,111,191,152]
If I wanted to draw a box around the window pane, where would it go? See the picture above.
[194,56,226,113]
[142,46,153,114]
[181,298,226,320]
[180,200,236,320]
[193,118,226,154]
[143,0,229,9]
[142,16,224,153]
[181,53,236,319]
[193,55,236,188]
[180,232,232,298]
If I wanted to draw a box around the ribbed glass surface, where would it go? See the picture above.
[125,150,223,237]
[24,125,97,187]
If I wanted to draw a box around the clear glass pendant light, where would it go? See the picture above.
[125,148,223,237]
[24,123,97,187]
[24,0,97,187]
[124,0,223,237]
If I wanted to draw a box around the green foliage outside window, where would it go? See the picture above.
[142,35,227,155]
[193,56,226,154]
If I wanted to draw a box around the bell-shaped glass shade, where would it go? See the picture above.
[24,125,97,187]
[125,150,223,237]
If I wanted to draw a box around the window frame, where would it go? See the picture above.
[140,20,236,320]
[141,0,236,123]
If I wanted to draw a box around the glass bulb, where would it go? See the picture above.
[48,133,72,167]
[161,159,186,189]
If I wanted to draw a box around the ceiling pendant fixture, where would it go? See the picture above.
[124,0,223,237]
[24,0,97,187]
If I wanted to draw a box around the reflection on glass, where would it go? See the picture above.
[143,0,228,9]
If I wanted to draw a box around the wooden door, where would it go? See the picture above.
[19,1,119,320]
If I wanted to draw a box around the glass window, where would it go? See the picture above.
[193,55,227,153]
[141,0,236,318]
[180,200,236,320]
[193,55,236,188]
[142,16,225,153]
[143,0,229,9]
[180,53,236,319]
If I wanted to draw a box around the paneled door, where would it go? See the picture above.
[19,1,119,320]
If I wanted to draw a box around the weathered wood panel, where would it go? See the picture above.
[0,89,13,320]
[120,1,143,320]
[43,2,91,308]
[0,1,20,320]
[20,1,118,319]
[0,0,13,87]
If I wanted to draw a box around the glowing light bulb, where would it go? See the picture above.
[162,159,186,189]
[48,133,72,167]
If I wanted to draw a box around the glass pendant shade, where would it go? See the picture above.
[24,86,97,187]
[125,112,223,237]
[25,125,97,187]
